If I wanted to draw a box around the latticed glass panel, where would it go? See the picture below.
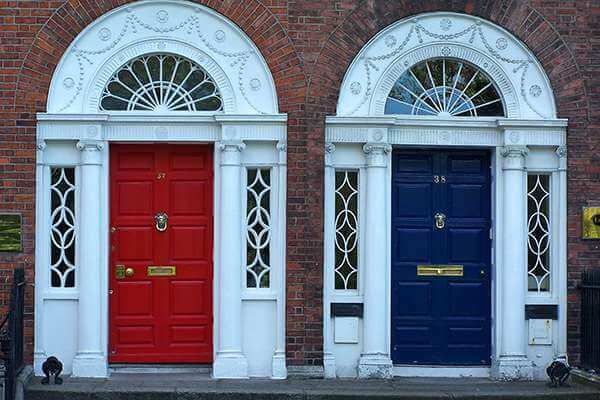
[385,58,505,117]
[100,54,223,112]
[527,174,551,292]
[50,168,76,288]
[246,168,271,288]
[334,170,358,290]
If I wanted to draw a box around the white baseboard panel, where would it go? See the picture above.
[393,365,491,378]
[109,364,211,374]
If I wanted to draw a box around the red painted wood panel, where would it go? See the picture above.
[109,144,213,363]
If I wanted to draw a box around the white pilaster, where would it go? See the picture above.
[493,145,533,380]
[213,140,249,379]
[72,140,107,378]
[358,142,392,379]
[33,140,48,375]
[272,141,288,379]
[323,143,337,378]
[556,146,568,362]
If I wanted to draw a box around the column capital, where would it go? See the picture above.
[76,140,104,152]
[555,146,567,158]
[36,139,46,152]
[500,145,528,170]
[218,140,245,166]
[218,140,245,152]
[276,140,287,153]
[77,140,104,165]
[324,142,335,167]
[277,141,287,166]
[500,145,528,158]
[36,139,47,165]
[556,146,567,171]
[363,142,391,167]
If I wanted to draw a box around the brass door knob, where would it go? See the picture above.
[155,212,168,232]
[125,267,134,277]
[434,212,446,229]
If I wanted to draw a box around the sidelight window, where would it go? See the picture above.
[50,167,76,288]
[385,58,505,117]
[99,54,222,112]
[246,168,272,289]
[334,170,359,291]
[527,174,551,292]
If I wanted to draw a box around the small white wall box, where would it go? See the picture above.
[529,319,552,345]
[334,317,359,344]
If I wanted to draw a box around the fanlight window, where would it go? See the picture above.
[100,54,223,112]
[385,58,505,117]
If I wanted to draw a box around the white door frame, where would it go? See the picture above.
[324,11,568,380]
[35,0,287,379]
[323,117,567,379]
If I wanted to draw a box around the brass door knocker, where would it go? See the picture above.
[155,212,168,232]
[434,212,446,229]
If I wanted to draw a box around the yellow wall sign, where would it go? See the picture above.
[0,214,21,252]
[147,266,176,276]
[583,207,600,239]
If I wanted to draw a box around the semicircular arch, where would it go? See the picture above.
[337,12,556,119]
[47,0,278,114]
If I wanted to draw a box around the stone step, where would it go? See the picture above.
[109,364,212,375]
[25,376,600,400]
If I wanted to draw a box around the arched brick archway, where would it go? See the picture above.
[12,0,317,369]
[307,0,591,367]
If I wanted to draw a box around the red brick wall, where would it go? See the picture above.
[0,0,597,368]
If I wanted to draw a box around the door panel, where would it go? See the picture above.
[109,144,213,364]
[391,150,491,365]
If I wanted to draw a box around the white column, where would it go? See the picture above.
[358,142,392,379]
[213,140,249,379]
[33,140,48,375]
[272,141,288,379]
[556,146,568,361]
[72,140,107,378]
[495,145,532,380]
[323,143,337,378]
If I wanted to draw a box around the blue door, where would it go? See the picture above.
[391,150,491,365]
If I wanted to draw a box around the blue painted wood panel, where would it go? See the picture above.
[391,150,491,365]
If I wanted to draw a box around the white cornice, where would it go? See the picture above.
[326,115,567,129]
[37,113,287,142]
[325,116,567,147]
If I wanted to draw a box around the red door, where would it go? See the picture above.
[109,144,213,363]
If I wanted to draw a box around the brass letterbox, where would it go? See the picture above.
[417,265,464,277]
[147,266,176,277]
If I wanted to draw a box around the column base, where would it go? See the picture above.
[323,353,336,378]
[491,355,533,381]
[358,353,393,379]
[271,351,287,379]
[33,352,47,376]
[213,351,249,379]
[72,352,107,378]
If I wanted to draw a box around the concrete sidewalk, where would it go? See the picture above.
[24,374,600,400]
